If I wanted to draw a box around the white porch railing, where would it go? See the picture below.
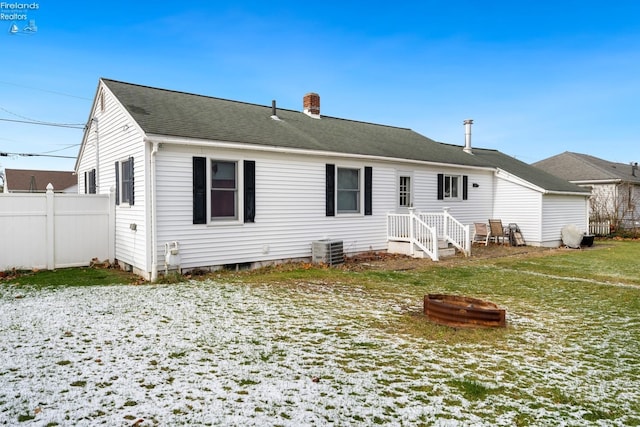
[387,208,471,261]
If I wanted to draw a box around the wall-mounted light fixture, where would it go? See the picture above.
[472,183,480,188]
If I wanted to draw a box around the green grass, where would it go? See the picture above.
[491,240,640,285]
[1,266,138,288]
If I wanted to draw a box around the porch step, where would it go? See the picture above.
[439,247,457,258]
[413,246,457,259]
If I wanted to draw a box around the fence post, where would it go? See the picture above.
[442,207,450,240]
[46,183,55,270]
[108,186,116,263]
[408,207,415,256]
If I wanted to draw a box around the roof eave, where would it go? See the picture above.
[144,134,496,172]
[496,168,589,196]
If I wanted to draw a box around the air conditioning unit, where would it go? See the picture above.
[312,239,344,266]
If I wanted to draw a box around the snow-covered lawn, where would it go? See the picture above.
[1,276,638,426]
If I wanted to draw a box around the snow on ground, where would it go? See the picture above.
[0,280,638,426]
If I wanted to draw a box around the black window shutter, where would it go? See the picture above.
[129,157,135,206]
[84,171,88,194]
[193,157,207,224]
[326,164,335,216]
[462,175,468,200]
[437,173,444,200]
[364,166,372,216]
[89,169,96,194]
[244,160,256,223]
[115,161,120,205]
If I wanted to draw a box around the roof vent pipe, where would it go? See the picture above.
[632,162,638,177]
[270,100,281,121]
[463,119,473,154]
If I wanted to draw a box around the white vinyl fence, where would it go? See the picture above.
[0,184,114,271]
[589,220,611,236]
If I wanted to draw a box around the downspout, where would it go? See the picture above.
[150,141,159,281]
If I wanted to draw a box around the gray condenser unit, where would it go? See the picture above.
[312,239,344,266]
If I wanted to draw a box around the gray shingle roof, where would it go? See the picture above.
[101,79,588,194]
[533,151,640,184]
[472,149,590,194]
[102,79,491,167]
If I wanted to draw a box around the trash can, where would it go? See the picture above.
[581,234,595,247]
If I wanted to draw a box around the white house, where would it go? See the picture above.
[75,79,590,280]
[533,152,640,230]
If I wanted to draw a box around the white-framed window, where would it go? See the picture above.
[193,157,255,225]
[399,174,412,207]
[437,173,468,201]
[210,160,238,220]
[121,158,133,204]
[443,174,460,200]
[337,167,361,213]
[115,157,134,206]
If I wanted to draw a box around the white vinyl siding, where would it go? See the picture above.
[541,195,589,244]
[152,143,516,272]
[493,178,542,245]
[493,174,588,247]
[155,148,391,270]
[80,82,147,273]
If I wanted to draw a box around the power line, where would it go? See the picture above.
[0,117,84,129]
[0,80,92,101]
[0,106,86,129]
[0,151,76,159]
[41,144,81,154]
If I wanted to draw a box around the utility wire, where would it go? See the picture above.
[0,151,76,159]
[41,144,81,154]
[0,80,92,101]
[0,117,84,129]
[0,106,85,128]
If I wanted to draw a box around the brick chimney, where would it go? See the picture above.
[303,93,320,118]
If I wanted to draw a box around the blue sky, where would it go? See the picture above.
[1,1,639,173]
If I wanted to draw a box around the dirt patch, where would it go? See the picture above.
[340,243,601,272]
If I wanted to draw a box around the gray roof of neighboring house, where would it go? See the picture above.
[533,151,640,185]
[4,169,77,192]
[100,79,588,195]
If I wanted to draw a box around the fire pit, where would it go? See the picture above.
[424,294,506,328]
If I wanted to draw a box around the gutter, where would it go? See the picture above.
[570,179,622,185]
[144,134,496,173]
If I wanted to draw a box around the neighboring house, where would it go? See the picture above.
[75,79,590,280]
[533,152,640,229]
[3,169,77,193]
